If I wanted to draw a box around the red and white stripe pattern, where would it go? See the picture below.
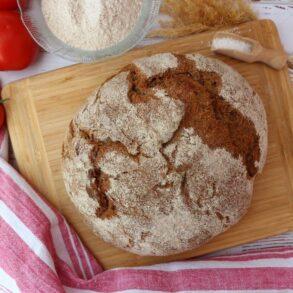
[0,125,293,292]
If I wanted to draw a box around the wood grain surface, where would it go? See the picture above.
[2,20,293,269]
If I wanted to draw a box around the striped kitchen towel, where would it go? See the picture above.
[0,126,293,293]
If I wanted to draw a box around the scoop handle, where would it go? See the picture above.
[257,48,288,70]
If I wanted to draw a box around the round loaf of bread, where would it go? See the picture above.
[62,53,268,256]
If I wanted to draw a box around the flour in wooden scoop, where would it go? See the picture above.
[212,37,252,54]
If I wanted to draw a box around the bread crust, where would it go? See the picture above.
[62,53,268,256]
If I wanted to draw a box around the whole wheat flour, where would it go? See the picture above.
[41,0,143,51]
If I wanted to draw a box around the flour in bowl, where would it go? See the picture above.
[41,0,143,51]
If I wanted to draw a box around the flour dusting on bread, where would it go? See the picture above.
[62,53,267,256]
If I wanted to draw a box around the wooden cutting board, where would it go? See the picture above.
[2,20,293,269]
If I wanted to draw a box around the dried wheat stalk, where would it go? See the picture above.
[149,0,256,38]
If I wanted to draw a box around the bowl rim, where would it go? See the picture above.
[17,0,161,63]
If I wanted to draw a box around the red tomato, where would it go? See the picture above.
[0,0,18,10]
[0,104,5,128]
[0,11,39,71]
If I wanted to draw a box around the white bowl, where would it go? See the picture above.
[17,0,161,63]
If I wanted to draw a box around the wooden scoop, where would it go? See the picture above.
[211,32,288,70]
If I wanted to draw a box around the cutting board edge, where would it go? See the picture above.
[104,227,292,269]
[258,20,293,226]
[2,80,59,208]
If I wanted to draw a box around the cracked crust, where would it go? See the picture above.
[62,53,268,256]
